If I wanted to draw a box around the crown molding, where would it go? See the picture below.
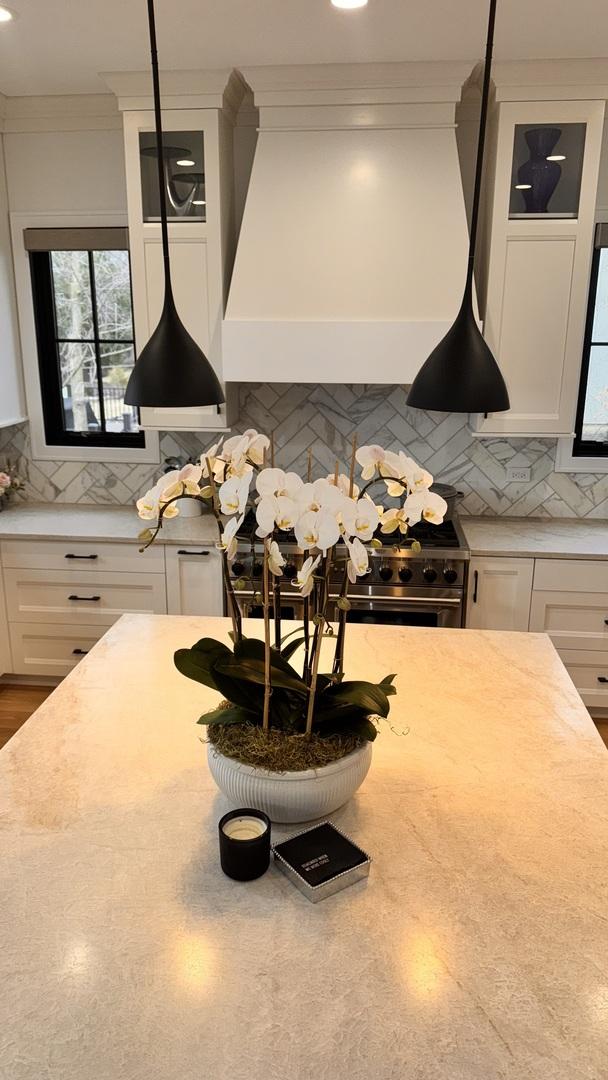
[470,58,608,102]
[1,93,121,132]
[101,68,247,121]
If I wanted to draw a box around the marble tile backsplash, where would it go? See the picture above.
[1,382,606,518]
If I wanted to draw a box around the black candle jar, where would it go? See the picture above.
[218,808,271,881]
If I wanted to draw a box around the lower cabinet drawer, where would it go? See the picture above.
[558,649,608,710]
[9,623,105,676]
[3,568,167,625]
[529,590,608,651]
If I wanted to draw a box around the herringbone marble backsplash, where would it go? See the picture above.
[1,383,607,518]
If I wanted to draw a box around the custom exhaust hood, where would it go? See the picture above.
[223,62,474,385]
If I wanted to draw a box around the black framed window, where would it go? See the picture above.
[29,236,144,449]
[574,225,608,457]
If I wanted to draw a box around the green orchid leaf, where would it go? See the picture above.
[173,637,232,691]
[318,679,391,718]
[379,674,398,696]
[197,704,257,726]
[281,635,306,661]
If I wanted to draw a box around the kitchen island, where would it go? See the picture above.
[1,615,607,1079]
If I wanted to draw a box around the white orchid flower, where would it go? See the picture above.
[219,472,252,516]
[356,444,393,481]
[346,537,370,584]
[267,540,285,577]
[295,554,321,597]
[297,477,345,515]
[200,440,226,481]
[326,472,360,499]
[404,490,447,525]
[223,433,250,461]
[257,467,303,499]
[274,495,299,531]
[295,508,340,553]
[380,507,409,535]
[382,451,433,497]
[255,495,279,538]
[136,487,163,521]
[341,498,380,542]
[247,431,270,466]
[217,514,244,562]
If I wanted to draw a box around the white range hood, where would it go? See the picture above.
[223,62,473,384]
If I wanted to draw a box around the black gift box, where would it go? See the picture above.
[273,821,371,902]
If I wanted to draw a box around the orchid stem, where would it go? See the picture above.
[262,540,272,733]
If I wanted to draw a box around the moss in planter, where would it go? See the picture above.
[207,722,367,772]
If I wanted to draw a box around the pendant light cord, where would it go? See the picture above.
[147,0,172,287]
[465,0,497,294]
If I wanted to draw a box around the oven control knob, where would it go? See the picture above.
[443,567,458,584]
[398,566,413,582]
[423,565,437,583]
[232,561,245,577]
[252,560,263,578]
[284,562,297,580]
[379,566,394,582]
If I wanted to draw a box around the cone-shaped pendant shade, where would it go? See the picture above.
[407,0,510,415]
[124,0,225,410]
[124,286,224,408]
[407,288,509,413]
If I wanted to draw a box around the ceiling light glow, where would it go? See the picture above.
[176,158,195,167]
[192,200,206,206]
[331,0,368,8]
[515,183,532,190]
[546,154,566,161]
[0,6,14,21]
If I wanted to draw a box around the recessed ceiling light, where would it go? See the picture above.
[515,183,532,190]
[176,158,195,167]
[0,5,15,21]
[331,0,368,8]
[547,154,566,162]
[192,200,206,206]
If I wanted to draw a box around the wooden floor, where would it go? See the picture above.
[0,684,54,749]
[0,684,607,752]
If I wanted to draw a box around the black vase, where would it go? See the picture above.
[517,127,562,214]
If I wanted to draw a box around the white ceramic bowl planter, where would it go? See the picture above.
[207,742,373,823]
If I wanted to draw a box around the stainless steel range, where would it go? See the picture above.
[231,512,469,629]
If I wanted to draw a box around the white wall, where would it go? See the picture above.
[3,129,127,214]
[0,133,25,426]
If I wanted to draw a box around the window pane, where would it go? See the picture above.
[51,251,93,340]
[592,250,608,342]
[581,345,608,443]
[100,343,139,434]
[58,341,100,433]
[93,250,134,341]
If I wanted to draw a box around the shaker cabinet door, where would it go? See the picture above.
[466,557,534,631]
[165,547,224,617]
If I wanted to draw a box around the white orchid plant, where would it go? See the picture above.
[136,430,447,751]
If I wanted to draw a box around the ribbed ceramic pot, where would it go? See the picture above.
[207,742,373,823]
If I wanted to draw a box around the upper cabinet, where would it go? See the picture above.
[470,62,608,437]
[0,119,26,430]
[104,71,245,431]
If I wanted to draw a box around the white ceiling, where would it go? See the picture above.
[1,0,608,98]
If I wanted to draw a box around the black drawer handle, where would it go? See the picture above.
[177,549,210,556]
[72,648,89,656]
[598,676,608,684]
[472,569,479,603]
[65,553,98,560]
[68,594,101,602]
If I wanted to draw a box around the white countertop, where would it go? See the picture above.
[1,614,607,1079]
[0,502,219,545]
[461,515,608,560]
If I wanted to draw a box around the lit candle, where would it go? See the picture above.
[219,808,271,881]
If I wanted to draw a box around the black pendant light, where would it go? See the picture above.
[124,0,224,408]
[407,0,509,414]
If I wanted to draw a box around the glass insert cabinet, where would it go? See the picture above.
[508,122,587,219]
[139,130,206,222]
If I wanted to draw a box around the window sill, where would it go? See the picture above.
[29,431,160,465]
[555,437,608,474]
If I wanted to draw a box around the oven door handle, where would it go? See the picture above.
[347,595,462,606]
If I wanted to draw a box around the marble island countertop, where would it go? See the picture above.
[1,614,608,1079]
[461,515,608,560]
[0,502,219,545]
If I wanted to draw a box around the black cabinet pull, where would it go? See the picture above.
[65,553,98,560]
[605,619,608,626]
[72,648,89,656]
[68,594,101,602]
[177,549,210,556]
[473,569,479,603]
[598,676,608,684]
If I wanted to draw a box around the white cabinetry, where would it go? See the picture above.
[530,557,608,709]
[0,538,167,676]
[0,128,26,428]
[165,546,224,617]
[471,64,607,436]
[106,71,245,432]
[466,556,534,631]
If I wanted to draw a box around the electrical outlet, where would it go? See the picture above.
[506,465,531,483]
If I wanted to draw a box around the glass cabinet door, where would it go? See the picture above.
[139,130,206,222]
[509,122,586,219]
